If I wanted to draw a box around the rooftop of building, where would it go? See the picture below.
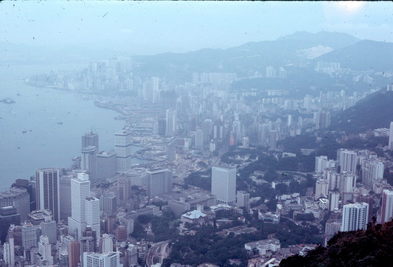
[212,165,236,171]
[82,145,97,153]
[147,168,170,174]
[28,209,53,221]
[0,187,28,198]
[343,202,369,208]
[244,238,281,249]
[115,130,132,136]
[97,151,116,157]
[182,210,207,220]
[36,168,60,173]
[0,206,18,216]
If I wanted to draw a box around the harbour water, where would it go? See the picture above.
[0,63,127,190]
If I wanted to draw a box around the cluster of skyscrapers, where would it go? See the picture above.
[6,52,393,266]
[314,142,393,241]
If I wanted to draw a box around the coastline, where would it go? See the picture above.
[0,72,125,191]
[23,79,155,164]
[25,79,130,119]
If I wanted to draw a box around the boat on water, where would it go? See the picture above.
[94,100,110,108]
[114,115,126,120]
[0,98,16,104]
[57,121,63,125]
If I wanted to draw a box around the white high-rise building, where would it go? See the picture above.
[40,218,57,244]
[82,131,99,152]
[380,189,393,224]
[337,149,358,174]
[314,111,331,129]
[147,169,172,198]
[361,159,384,187]
[315,156,328,173]
[85,197,100,240]
[315,179,329,200]
[325,169,339,191]
[101,192,117,216]
[165,109,177,137]
[22,222,38,250]
[194,129,204,150]
[83,252,123,267]
[81,146,97,181]
[265,66,276,78]
[126,244,138,266]
[183,137,191,151]
[68,173,91,239]
[97,151,117,180]
[211,167,237,204]
[60,174,72,221]
[339,172,356,193]
[389,122,393,150]
[38,235,53,265]
[341,202,369,232]
[236,191,250,210]
[328,191,340,211]
[36,168,61,222]
[209,140,216,153]
[114,130,133,172]
[315,156,336,173]
[151,77,160,104]
[3,237,15,267]
[101,234,114,253]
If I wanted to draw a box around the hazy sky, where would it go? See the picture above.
[1,1,393,55]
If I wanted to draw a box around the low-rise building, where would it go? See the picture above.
[181,210,208,225]
[244,238,281,256]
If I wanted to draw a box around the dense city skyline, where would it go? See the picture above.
[2,2,393,267]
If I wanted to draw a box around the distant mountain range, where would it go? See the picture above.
[132,31,393,77]
[132,31,361,77]
[4,31,393,91]
[3,31,393,84]
[280,221,393,267]
[331,88,393,134]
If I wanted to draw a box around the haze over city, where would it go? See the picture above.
[2,1,393,54]
[2,1,393,267]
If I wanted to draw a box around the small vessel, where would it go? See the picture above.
[57,121,63,125]
[0,98,15,104]
[22,130,27,134]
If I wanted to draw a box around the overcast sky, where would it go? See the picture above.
[1,1,393,55]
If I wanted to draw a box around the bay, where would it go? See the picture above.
[0,63,125,190]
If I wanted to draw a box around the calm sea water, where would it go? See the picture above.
[0,63,125,190]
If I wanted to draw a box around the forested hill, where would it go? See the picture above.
[331,89,393,134]
[280,221,393,267]
[316,40,393,72]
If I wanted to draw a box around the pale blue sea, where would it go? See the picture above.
[0,63,125,190]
